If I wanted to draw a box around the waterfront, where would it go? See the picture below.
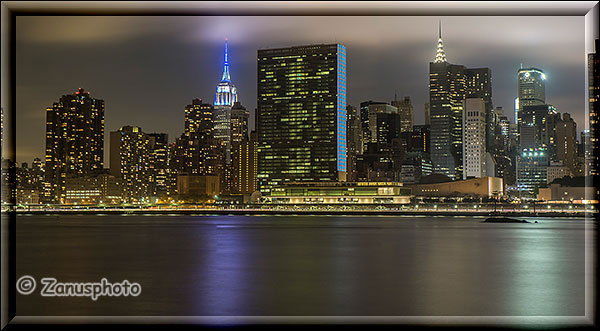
[15,214,589,319]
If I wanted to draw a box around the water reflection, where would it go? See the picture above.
[16,215,585,317]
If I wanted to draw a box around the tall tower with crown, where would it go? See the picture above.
[434,20,447,64]
[428,20,492,181]
[213,38,239,165]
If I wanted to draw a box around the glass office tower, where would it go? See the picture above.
[257,44,347,194]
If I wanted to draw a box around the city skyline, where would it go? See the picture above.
[15,16,586,164]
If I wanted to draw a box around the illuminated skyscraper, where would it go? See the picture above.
[517,66,546,129]
[109,126,151,202]
[214,39,238,164]
[230,101,249,144]
[428,22,492,180]
[462,98,487,179]
[147,133,169,197]
[45,88,104,203]
[257,43,347,193]
[172,99,224,193]
[232,131,258,194]
[185,98,213,139]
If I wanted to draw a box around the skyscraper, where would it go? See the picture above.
[214,39,239,164]
[230,101,249,144]
[147,133,170,197]
[45,88,104,203]
[346,104,362,181]
[185,98,213,139]
[554,113,577,174]
[391,96,414,133]
[109,126,151,202]
[462,98,487,179]
[257,43,347,193]
[232,131,258,194]
[517,67,546,128]
[359,101,395,149]
[518,104,557,150]
[428,23,492,181]
[172,99,224,192]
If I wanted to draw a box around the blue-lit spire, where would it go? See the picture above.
[221,38,231,82]
[214,38,238,107]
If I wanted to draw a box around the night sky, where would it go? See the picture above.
[15,16,588,164]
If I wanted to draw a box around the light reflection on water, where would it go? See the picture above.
[15,215,586,317]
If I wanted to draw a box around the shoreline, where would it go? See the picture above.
[8,209,593,217]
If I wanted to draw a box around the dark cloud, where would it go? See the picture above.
[15,16,586,164]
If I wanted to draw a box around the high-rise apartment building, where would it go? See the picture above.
[231,131,258,194]
[185,98,213,139]
[147,133,169,197]
[554,113,577,174]
[110,126,151,202]
[257,43,347,193]
[172,99,225,192]
[45,88,104,203]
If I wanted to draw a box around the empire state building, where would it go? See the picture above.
[213,38,238,163]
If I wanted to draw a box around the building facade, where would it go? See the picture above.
[214,39,239,165]
[516,147,549,197]
[45,88,104,203]
[231,132,258,194]
[462,98,487,179]
[554,113,577,174]
[428,23,492,180]
[391,96,414,133]
[346,104,363,182]
[147,133,170,197]
[110,126,152,202]
[257,43,347,194]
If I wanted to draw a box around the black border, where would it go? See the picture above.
[1,1,598,330]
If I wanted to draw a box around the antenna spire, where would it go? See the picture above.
[434,20,447,63]
[221,38,231,82]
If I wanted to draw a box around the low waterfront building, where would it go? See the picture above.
[16,188,40,205]
[176,174,220,199]
[538,183,597,203]
[267,182,412,204]
[546,161,572,184]
[406,176,503,198]
[64,172,123,205]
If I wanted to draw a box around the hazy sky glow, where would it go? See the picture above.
[15,15,586,163]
